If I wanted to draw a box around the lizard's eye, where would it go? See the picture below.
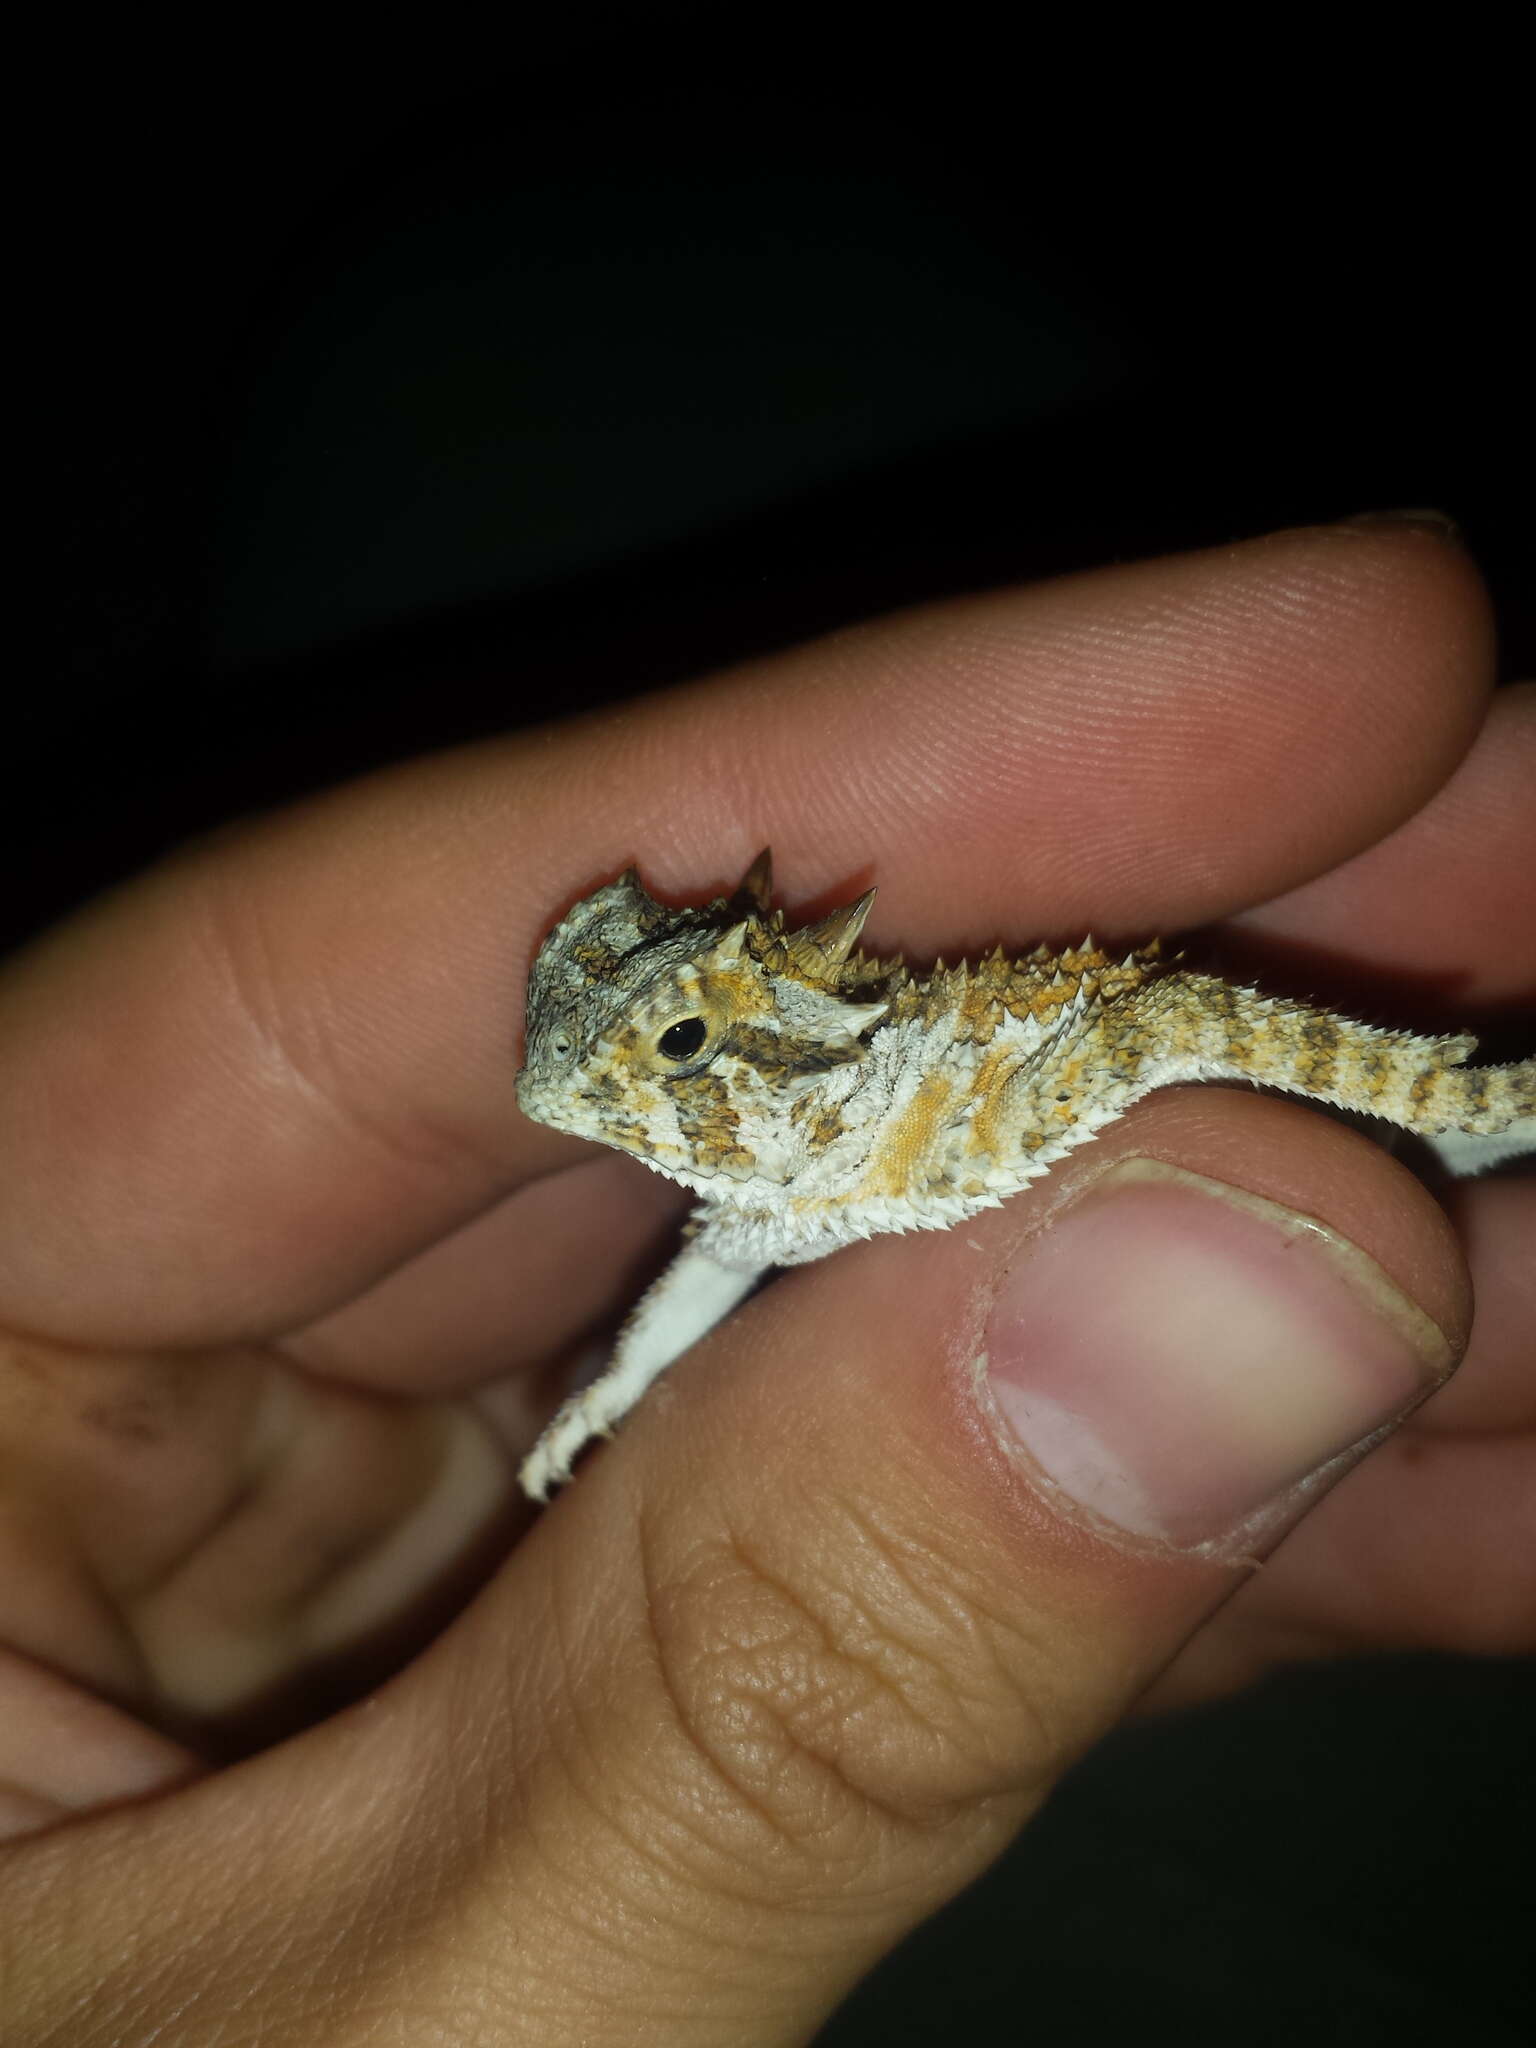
[657,1017,708,1061]
[549,1029,575,1060]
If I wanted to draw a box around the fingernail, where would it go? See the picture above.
[980,1161,1454,1556]
[1339,508,1462,541]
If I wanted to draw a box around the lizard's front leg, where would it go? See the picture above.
[519,1240,764,1499]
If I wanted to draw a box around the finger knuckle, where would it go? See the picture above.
[633,1490,1067,1867]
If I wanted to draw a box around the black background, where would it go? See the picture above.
[24,18,1536,2043]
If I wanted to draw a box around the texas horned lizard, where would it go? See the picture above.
[516,852,1535,1498]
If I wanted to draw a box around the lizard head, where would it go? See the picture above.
[516,851,897,1192]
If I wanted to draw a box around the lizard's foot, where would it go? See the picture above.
[518,1246,764,1500]
[519,1389,611,1501]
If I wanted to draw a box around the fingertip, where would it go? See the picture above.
[590,1088,1471,1615]
[1233,680,1536,997]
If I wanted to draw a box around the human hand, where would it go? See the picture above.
[2,521,1530,2044]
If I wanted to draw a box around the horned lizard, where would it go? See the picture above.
[516,851,1536,1498]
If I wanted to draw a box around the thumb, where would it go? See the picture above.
[5,1097,1466,2048]
[464,1092,1464,2044]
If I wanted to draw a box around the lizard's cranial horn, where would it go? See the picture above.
[799,887,876,965]
[735,848,774,912]
[610,863,658,905]
[702,920,750,969]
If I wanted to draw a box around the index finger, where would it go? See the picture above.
[0,522,1491,1347]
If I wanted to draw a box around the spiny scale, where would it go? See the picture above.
[514,850,1536,1497]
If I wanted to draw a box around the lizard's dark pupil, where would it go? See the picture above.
[659,1017,707,1060]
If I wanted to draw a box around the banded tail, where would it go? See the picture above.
[1138,972,1536,1164]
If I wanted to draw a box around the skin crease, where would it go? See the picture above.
[0,523,1530,2045]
